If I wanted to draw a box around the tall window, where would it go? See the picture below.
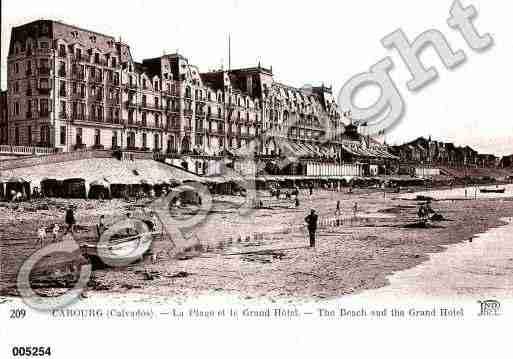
[94,129,101,145]
[76,128,83,145]
[14,127,20,145]
[142,133,147,148]
[154,134,159,150]
[60,101,66,118]
[112,131,118,148]
[27,126,32,145]
[60,126,66,145]
[40,99,49,115]
[128,109,134,124]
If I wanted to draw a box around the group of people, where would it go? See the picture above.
[35,205,76,247]
[417,201,434,222]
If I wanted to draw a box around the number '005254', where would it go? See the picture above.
[12,346,52,356]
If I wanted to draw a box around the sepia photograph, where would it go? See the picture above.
[0,0,511,357]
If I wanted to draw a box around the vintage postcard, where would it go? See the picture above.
[0,0,510,357]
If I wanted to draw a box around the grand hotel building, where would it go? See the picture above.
[6,20,397,177]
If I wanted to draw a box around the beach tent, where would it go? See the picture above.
[62,178,86,198]
[139,179,154,195]
[5,177,31,200]
[88,180,111,199]
[40,178,64,197]
[110,183,130,198]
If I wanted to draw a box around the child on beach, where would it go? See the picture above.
[36,225,46,248]
[52,223,60,242]
[335,200,341,215]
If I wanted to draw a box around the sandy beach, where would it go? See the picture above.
[2,184,513,301]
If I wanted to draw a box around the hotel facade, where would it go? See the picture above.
[5,20,397,176]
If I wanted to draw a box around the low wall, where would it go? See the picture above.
[0,150,113,171]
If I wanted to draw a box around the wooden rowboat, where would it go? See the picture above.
[80,231,157,266]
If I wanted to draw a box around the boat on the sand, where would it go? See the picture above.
[80,219,160,266]
[479,187,505,194]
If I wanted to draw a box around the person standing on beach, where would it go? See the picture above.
[65,205,75,234]
[52,223,60,242]
[97,215,106,238]
[304,209,318,248]
[36,225,46,248]
[353,202,358,217]
[335,200,341,216]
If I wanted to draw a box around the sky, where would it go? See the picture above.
[1,0,512,155]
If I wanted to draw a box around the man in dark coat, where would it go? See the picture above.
[65,205,76,234]
[304,209,318,248]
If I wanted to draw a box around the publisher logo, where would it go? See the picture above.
[478,300,501,316]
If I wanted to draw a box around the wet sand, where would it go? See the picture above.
[2,186,513,300]
[355,217,513,299]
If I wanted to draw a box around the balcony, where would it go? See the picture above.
[89,76,103,84]
[108,98,121,106]
[184,126,192,132]
[166,125,181,132]
[184,109,193,117]
[71,55,85,63]
[92,144,105,150]
[38,67,50,76]
[71,92,86,100]
[107,77,120,86]
[143,103,162,111]
[162,90,178,97]
[125,100,138,108]
[71,113,86,122]
[93,94,104,103]
[71,72,85,81]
